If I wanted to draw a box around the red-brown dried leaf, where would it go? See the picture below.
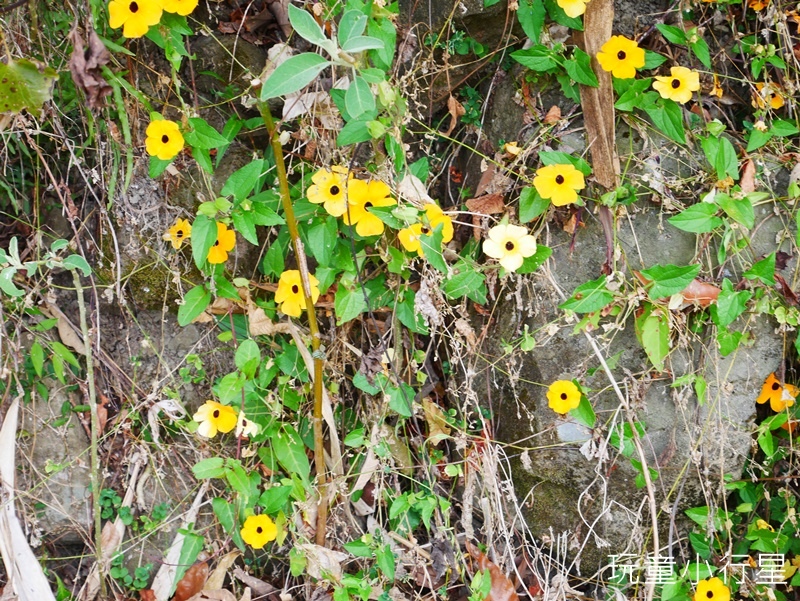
[139,590,156,601]
[174,562,209,601]
[446,95,466,136]
[543,105,561,124]
[775,274,799,306]
[740,159,756,193]
[776,251,791,271]
[466,194,505,215]
[68,26,112,110]
[680,279,720,307]
[465,542,519,601]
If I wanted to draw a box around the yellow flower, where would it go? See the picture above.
[546,380,582,414]
[752,82,785,110]
[398,223,426,255]
[145,120,184,161]
[275,270,320,318]
[193,400,237,438]
[693,578,730,601]
[596,36,645,79]
[423,203,454,243]
[482,224,537,272]
[782,556,800,581]
[557,0,589,17]
[108,0,163,39]
[240,514,277,549]
[748,0,769,10]
[307,166,352,217]
[533,163,585,207]
[207,222,236,264]
[164,218,191,250]
[162,0,198,16]
[653,66,701,104]
[342,179,397,237]
[756,518,774,531]
[236,411,259,438]
[756,373,798,412]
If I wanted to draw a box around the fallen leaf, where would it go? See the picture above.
[422,398,451,444]
[562,212,579,235]
[466,541,519,601]
[139,590,157,601]
[174,562,208,601]
[466,194,505,215]
[776,251,791,271]
[577,0,619,188]
[445,95,465,136]
[295,544,349,581]
[680,279,720,307]
[740,159,756,193]
[543,105,561,124]
[186,591,236,601]
[68,25,112,110]
[776,274,799,306]
[205,552,241,591]
[231,567,277,597]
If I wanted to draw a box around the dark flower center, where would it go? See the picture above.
[161,134,169,144]
[129,1,139,12]
[365,202,373,209]
[560,393,567,400]
[214,239,220,247]
[505,241,515,251]
[555,175,565,185]
[291,284,299,294]
[256,526,263,534]
[617,50,626,60]
[671,78,681,89]
[330,185,340,195]
[421,226,430,234]
[772,382,781,390]
[176,230,183,238]
[706,592,714,599]
[213,409,220,418]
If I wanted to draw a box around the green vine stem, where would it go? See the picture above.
[258,101,327,547]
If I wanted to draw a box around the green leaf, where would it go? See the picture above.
[388,383,414,418]
[656,24,687,45]
[510,45,559,71]
[668,203,723,233]
[517,0,546,43]
[183,118,229,150]
[543,0,582,29]
[337,119,373,146]
[191,215,217,269]
[62,254,92,276]
[570,395,596,428]
[225,460,252,501]
[261,53,330,100]
[0,58,58,115]
[644,100,686,144]
[173,532,205,595]
[192,457,226,479]
[353,372,381,394]
[232,209,258,246]
[743,253,776,286]
[690,38,711,69]
[771,119,799,137]
[341,36,386,53]
[178,285,211,327]
[367,16,396,71]
[640,263,701,299]
[235,339,261,379]
[563,49,598,87]
[258,485,293,514]
[30,341,45,377]
[711,279,751,327]
[376,545,396,581]
[559,276,614,313]
[539,151,592,176]
[51,341,80,368]
[714,137,738,181]
[212,497,245,551]
[344,539,373,558]
[272,424,311,485]
[338,11,367,46]
[635,303,670,372]
[345,75,376,120]
[717,329,744,357]
[516,245,552,274]
[287,3,329,48]
[643,50,667,69]
[222,160,264,202]
[0,267,23,297]
[334,285,367,325]
[715,194,754,229]
[193,148,213,174]
[421,225,447,273]
[746,129,773,152]
[443,262,486,301]
[614,78,653,112]
[307,216,338,266]
[519,187,549,222]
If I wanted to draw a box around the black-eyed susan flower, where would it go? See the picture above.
[307,166,352,217]
[482,223,537,272]
[557,0,589,17]
[756,518,774,531]
[164,218,191,250]
[653,66,700,104]
[424,203,454,243]
[757,373,798,412]
[693,577,730,601]
[108,0,163,39]
[145,120,184,161]
[193,400,237,438]
[546,380,582,414]
[398,223,426,255]
[752,82,785,110]
[162,0,198,16]
[397,204,454,256]
[275,270,320,318]
[207,222,236,264]
[342,179,397,237]
[240,514,277,549]
[533,164,585,207]
[596,36,645,79]
[236,411,259,438]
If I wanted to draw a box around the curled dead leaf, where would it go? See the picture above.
[422,398,451,445]
[679,279,720,308]
[446,95,466,136]
[740,159,756,193]
[466,194,505,215]
[68,26,112,110]
[465,541,519,601]
[543,105,561,124]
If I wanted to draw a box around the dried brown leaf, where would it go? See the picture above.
[174,562,208,601]
[577,0,619,188]
[776,251,791,271]
[68,26,112,110]
[465,194,505,215]
[740,159,756,193]
[231,567,277,597]
[422,398,451,444]
[543,105,561,124]
[680,279,720,307]
[205,551,240,591]
[465,541,519,601]
[446,95,466,136]
[186,591,236,601]
[776,274,799,306]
